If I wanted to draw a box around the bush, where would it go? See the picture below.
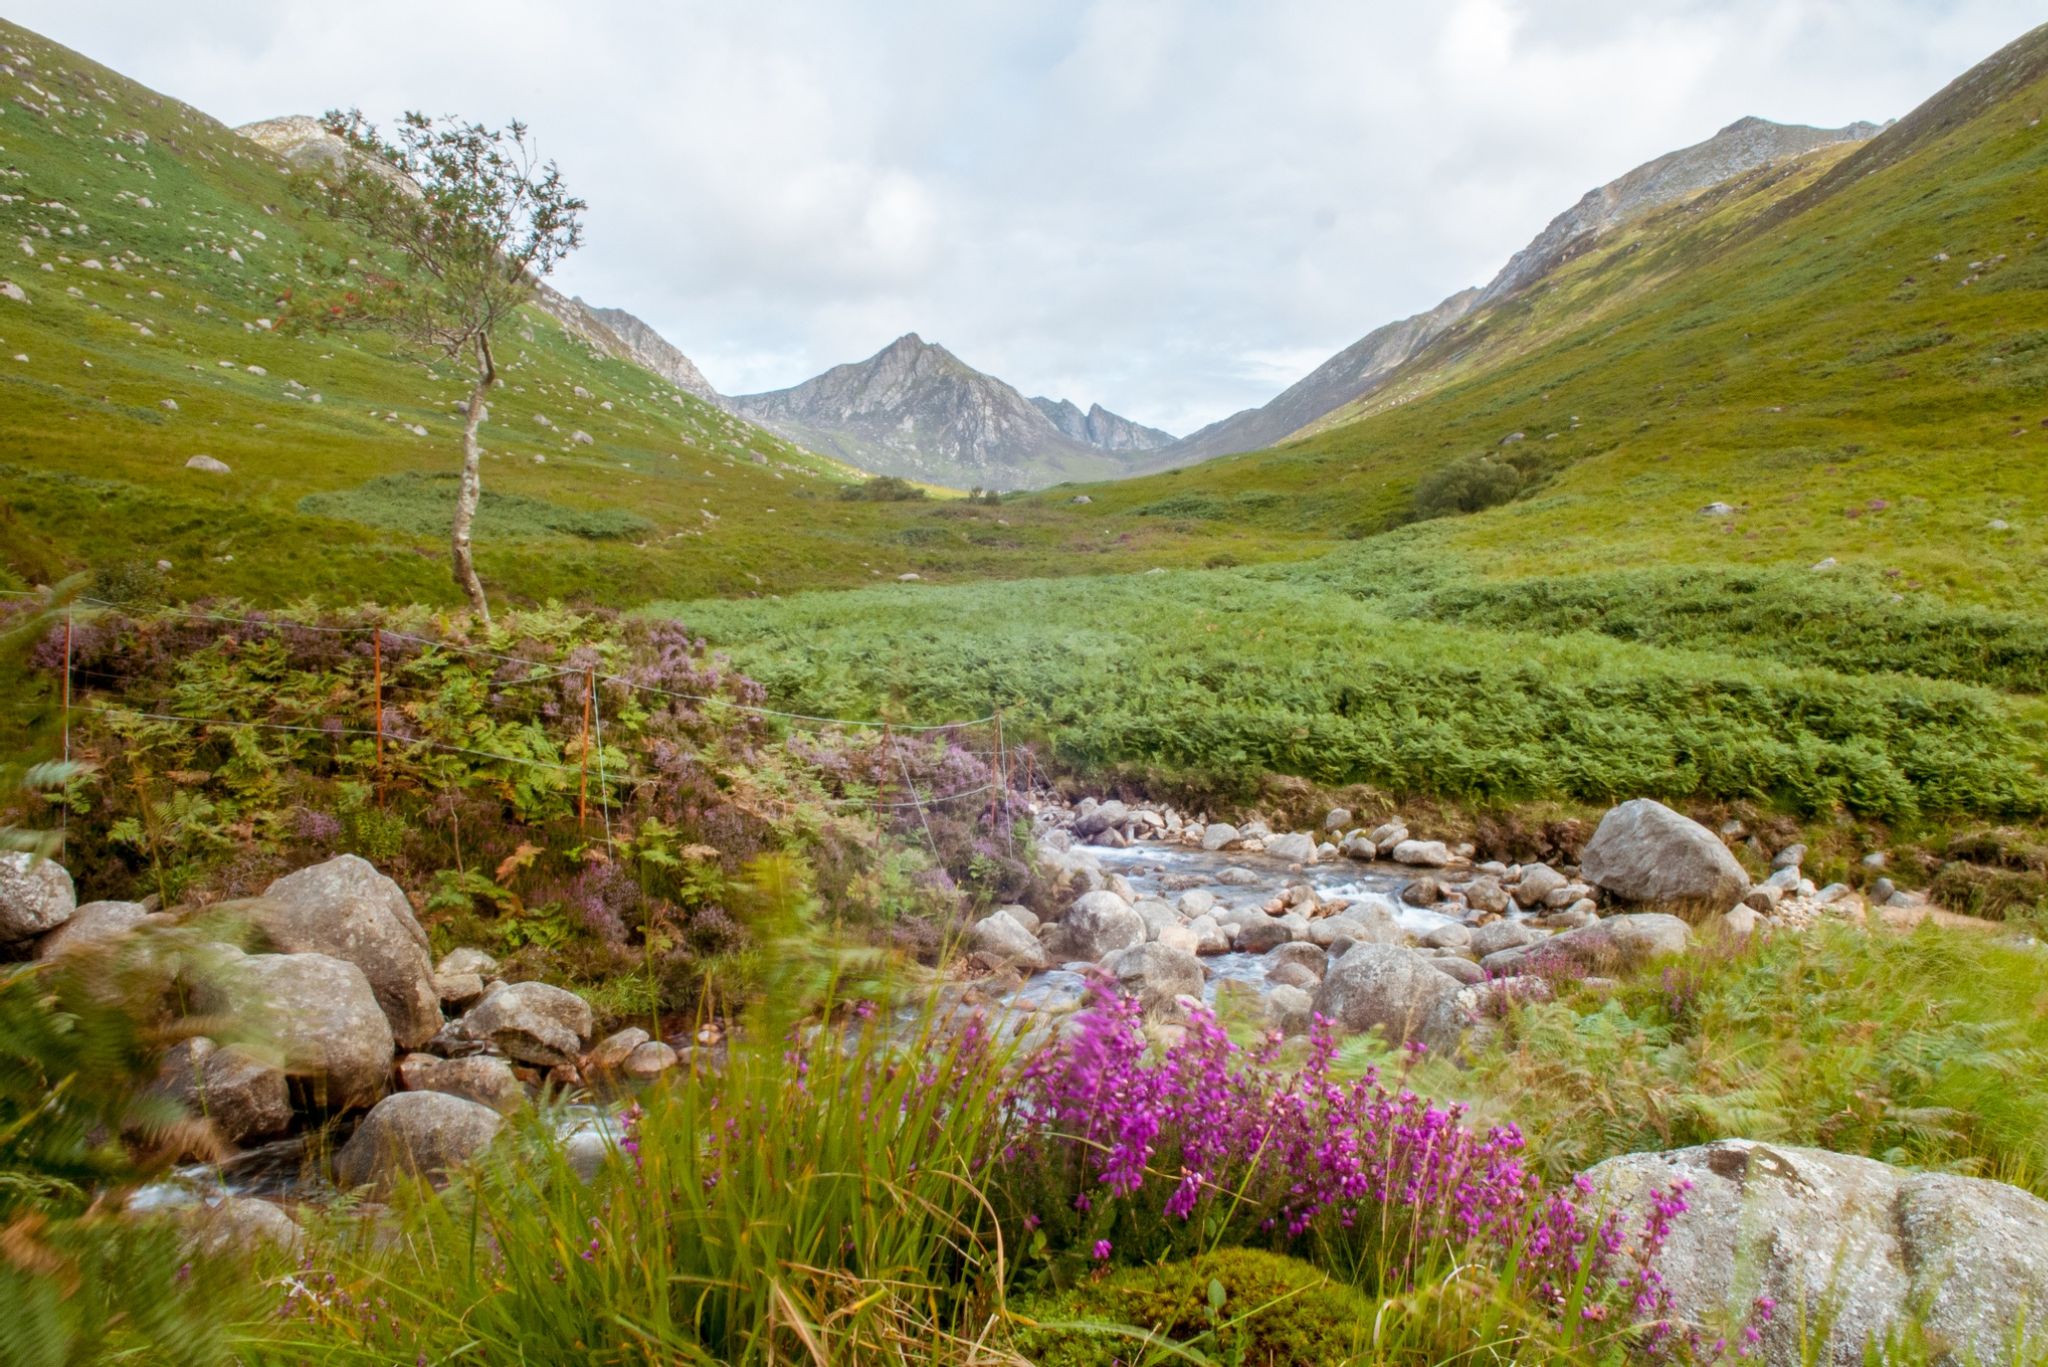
[1010,1248,1372,1366]
[836,475,928,502]
[1412,454,1523,520]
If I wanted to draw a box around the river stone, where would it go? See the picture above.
[455,981,593,1067]
[1307,901,1402,948]
[1264,984,1314,1037]
[586,1027,652,1073]
[623,1040,679,1080]
[437,946,499,978]
[1265,941,1328,979]
[1391,839,1451,867]
[1073,799,1128,838]
[1578,800,1749,912]
[1131,897,1180,940]
[1341,835,1378,860]
[1187,914,1230,955]
[1469,919,1546,957]
[1234,916,1293,954]
[333,1090,503,1196]
[1200,822,1240,852]
[200,951,393,1111]
[35,900,151,959]
[1111,941,1204,1014]
[1420,922,1472,950]
[1267,961,1318,990]
[968,912,1050,970]
[1463,877,1509,915]
[1585,1139,2048,1366]
[1266,832,1317,863]
[1370,822,1407,853]
[397,1053,524,1112]
[1401,876,1442,907]
[151,1037,292,1144]
[1312,943,1467,1052]
[434,970,486,1009]
[1053,891,1145,962]
[0,851,75,941]
[243,855,439,1049]
[1481,912,1691,978]
[1432,957,1488,986]
[1771,843,1806,872]
[1515,863,1568,905]
[1325,808,1353,831]
[1157,924,1200,955]
[1176,889,1217,918]
[180,1197,302,1258]
[996,904,1040,935]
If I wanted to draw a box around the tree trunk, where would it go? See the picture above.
[452,338,495,623]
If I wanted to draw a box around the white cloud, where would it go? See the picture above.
[10,0,2039,433]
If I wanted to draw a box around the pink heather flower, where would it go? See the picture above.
[1091,1240,1112,1262]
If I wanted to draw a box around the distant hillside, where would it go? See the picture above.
[1029,396,1175,453]
[1155,115,1882,466]
[577,302,721,403]
[727,333,1152,488]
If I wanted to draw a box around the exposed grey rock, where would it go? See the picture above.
[1200,822,1241,852]
[1264,984,1314,1037]
[586,1028,651,1073]
[1187,914,1231,955]
[35,900,149,959]
[623,1040,679,1080]
[333,1090,504,1196]
[1176,889,1218,918]
[996,904,1040,935]
[1391,839,1451,867]
[1432,957,1488,986]
[1579,800,1749,911]
[1463,877,1509,915]
[1584,1139,2048,1366]
[1469,919,1546,957]
[1265,832,1317,863]
[1233,916,1293,954]
[1421,922,1472,950]
[244,855,439,1049]
[1029,396,1176,454]
[1401,876,1442,907]
[1307,903,1402,948]
[1325,808,1353,831]
[1771,843,1807,872]
[455,981,594,1068]
[1515,863,1568,905]
[1480,912,1691,978]
[397,1053,525,1113]
[1312,944,1467,1051]
[151,1037,292,1144]
[434,971,486,1010]
[184,454,231,473]
[179,1196,301,1258]
[0,851,75,941]
[198,951,393,1111]
[437,947,499,978]
[579,302,721,402]
[1131,898,1180,941]
[1052,891,1144,962]
[1111,942,1204,1014]
[1266,940,1329,979]
[1073,799,1128,837]
[968,912,1050,970]
[1267,961,1318,991]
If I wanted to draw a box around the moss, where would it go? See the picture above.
[1010,1248,1373,1367]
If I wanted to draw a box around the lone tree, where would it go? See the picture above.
[307,110,585,622]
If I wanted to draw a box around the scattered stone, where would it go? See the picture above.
[1464,876,1509,915]
[996,904,1040,935]
[197,951,394,1111]
[968,912,1050,970]
[180,1197,301,1258]
[434,971,486,1009]
[1200,822,1240,852]
[1771,844,1806,872]
[35,899,149,959]
[0,852,76,942]
[1266,940,1328,979]
[150,1037,292,1145]
[1481,912,1691,978]
[1421,922,1472,950]
[1324,808,1353,831]
[1265,832,1317,863]
[438,947,500,978]
[332,1090,504,1196]
[586,1028,651,1073]
[184,454,231,473]
[1264,984,1314,1037]
[622,1040,679,1080]
[241,855,440,1049]
[1515,863,1568,905]
[456,981,594,1068]
[1112,942,1205,1014]
[1400,876,1442,907]
[1051,891,1144,962]
[1391,839,1451,867]
[1469,920,1545,958]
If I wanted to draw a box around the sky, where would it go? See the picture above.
[10,1,2040,434]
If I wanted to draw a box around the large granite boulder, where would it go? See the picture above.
[1110,941,1204,1014]
[0,851,75,942]
[332,1090,503,1196]
[178,1196,302,1258]
[198,951,394,1111]
[1578,800,1749,912]
[238,856,439,1048]
[967,912,1050,970]
[1311,944,1467,1052]
[454,981,593,1067]
[1585,1140,2048,1365]
[1051,891,1144,963]
[397,1053,525,1113]
[35,900,153,960]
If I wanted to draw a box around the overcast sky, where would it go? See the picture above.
[12,1,2039,433]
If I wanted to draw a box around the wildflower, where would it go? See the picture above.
[1091,1240,1112,1262]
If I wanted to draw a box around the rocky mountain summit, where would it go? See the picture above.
[1155,115,1883,466]
[729,333,1162,488]
[577,301,721,403]
[1029,396,1175,453]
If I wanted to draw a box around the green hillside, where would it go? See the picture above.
[0,21,1319,605]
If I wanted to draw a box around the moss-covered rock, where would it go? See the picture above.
[1009,1247,1371,1366]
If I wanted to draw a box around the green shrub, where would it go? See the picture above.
[1412,454,1523,520]
[837,475,928,502]
[1010,1249,1372,1367]
[298,472,653,540]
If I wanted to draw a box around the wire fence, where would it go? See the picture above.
[2,589,1038,861]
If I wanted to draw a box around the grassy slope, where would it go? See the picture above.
[0,21,1320,606]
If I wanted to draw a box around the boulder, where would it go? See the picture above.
[1186,915,1231,955]
[1265,832,1317,863]
[434,971,486,1009]
[332,1090,504,1196]
[1156,924,1200,955]
[1463,877,1509,916]
[455,981,593,1067]
[179,1197,301,1258]
[1306,901,1402,949]
[1391,839,1451,867]
[1200,822,1240,852]
[622,1040,679,1080]
[1131,898,1180,941]
[437,947,500,978]
[1400,877,1442,907]
[184,454,231,474]
[1052,891,1145,962]
[1073,800,1128,838]
[1420,923,1472,950]
[1324,808,1353,831]
[1578,800,1749,912]
[243,855,439,1049]
[586,1027,651,1073]
[1111,942,1204,1014]
[0,851,75,942]
[1480,912,1690,978]
[1264,984,1314,1037]
[1514,863,1568,906]
[1265,941,1328,979]
[397,1053,524,1113]
[150,1037,292,1145]
[1234,916,1293,954]
[1267,961,1318,991]
[995,904,1040,935]
[1176,889,1218,918]
[199,951,393,1111]
[1585,1140,2048,1366]
[1431,957,1488,986]
[1469,919,1546,958]
[1369,822,1407,854]
[35,900,150,960]
[1311,944,1467,1052]
[968,912,1050,971]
